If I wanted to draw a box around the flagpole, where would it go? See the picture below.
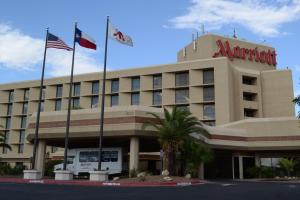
[63,22,77,171]
[97,16,109,171]
[31,28,49,170]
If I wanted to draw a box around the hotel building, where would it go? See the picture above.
[0,34,299,179]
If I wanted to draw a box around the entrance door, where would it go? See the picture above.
[233,156,240,179]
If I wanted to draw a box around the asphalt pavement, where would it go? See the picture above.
[0,180,300,200]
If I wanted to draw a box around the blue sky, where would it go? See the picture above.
[0,0,300,104]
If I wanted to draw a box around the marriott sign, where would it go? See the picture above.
[212,40,277,66]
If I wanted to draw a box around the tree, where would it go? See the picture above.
[143,107,209,176]
[279,158,297,177]
[293,96,300,118]
[0,125,12,153]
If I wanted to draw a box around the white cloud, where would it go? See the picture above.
[0,23,101,76]
[169,0,300,37]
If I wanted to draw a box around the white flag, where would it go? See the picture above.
[108,22,133,47]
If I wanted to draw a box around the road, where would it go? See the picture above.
[0,180,300,200]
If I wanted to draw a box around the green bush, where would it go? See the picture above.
[260,166,274,178]
[246,166,261,178]
[0,163,27,176]
[45,160,63,177]
[0,163,12,175]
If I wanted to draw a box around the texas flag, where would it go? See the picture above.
[75,27,97,50]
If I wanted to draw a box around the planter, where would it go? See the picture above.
[23,170,42,180]
[89,171,109,182]
[54,170,73,180]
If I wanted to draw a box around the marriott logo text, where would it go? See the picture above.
[212,40,276,66]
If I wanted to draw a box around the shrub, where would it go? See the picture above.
[45,160,63,177]
[0,163,12,175]
[260,166,274,178]
[0,163,27,176]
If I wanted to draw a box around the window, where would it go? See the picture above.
[7,104,12,116]
[2,131,9,154]
[203,105,215,120]
[203,69,214,84]
[73,83,81,96]
[40,101,44,112]
[51,146,58,153]
[18,130,25,154]
[8,90,14,102]
[153,74,162,89]
[22,102,28,114]
[79,151,118,163]
[111,79,119,93]
[131,77,140,91]
[153,91,162,106]
[92,81,99,95]
[244,108,257,117]
[21,116,27,129]
[24,89,29,101]
[203,86,214,101]
[243,92,257,101]
[175,72,189,87]
[55,99,62,111]
[5,117,11,129]
[91,96,99,108]
[131,93,140,105]
[41,87,46,99]
[56,85,63,98]
[111,95,119,106]
[175,89,189,104]
[176,105,190,112]
[72,98,80,109]
[242,76,257,85]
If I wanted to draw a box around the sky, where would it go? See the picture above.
[0,0,300,111]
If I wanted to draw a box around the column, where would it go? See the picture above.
[129,136,139,172]
[198,162,204,179]
[255,155,261,167]
[239,156,244,179]
[35,140,46,176]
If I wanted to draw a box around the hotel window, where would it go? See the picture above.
[55,99,62,111]
[91,96,99,108]
[21,116,27,129]
[24,89,29,101]
[153,74,162,89]
[111,79,119,93]
[40,101,45,112]
[18,130,25,154]
[203,86,215,101]
[41,87,46,99]
[8,90,14,102]
[5,117,11,129]
[131,77,140,91]
[22,102,28,114]
[111,94,119,106]
[7,104,13,116]
[203,105,215,120]
[92,81,99,95]
[244,108,257,118]
[2,131,9,154]
[131,93,140,105]
[203,69,214,84]
[175,72,189,87]
[72,98,80,109]
[175,89,189,104]
[243,92,257,101]
[153,91,162,106]
[56,85,63,98]
[242,76,257,85]
[176,105,190,112]
[73,83,81,96]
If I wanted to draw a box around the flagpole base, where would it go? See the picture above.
[23,170,42,180]
[54,170,73,180]
[89,171,109,182]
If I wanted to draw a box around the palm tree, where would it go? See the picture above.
[143,107,208,176]
[279,158,297,177]
[293,96,300,118]
[0,125,11,152]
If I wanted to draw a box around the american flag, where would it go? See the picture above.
[47,33,73,51]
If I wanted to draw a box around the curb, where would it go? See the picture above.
[0,178,204,187]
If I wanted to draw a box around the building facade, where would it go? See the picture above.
[0,34,299,179]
